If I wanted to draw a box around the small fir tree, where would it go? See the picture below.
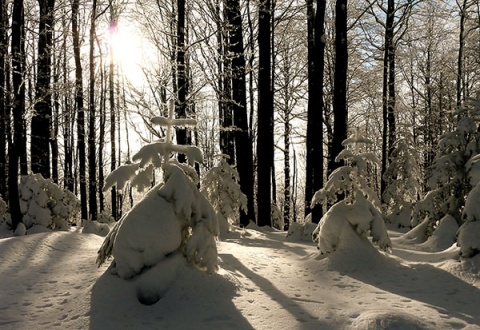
[413,98,480,241]
[311,130,391,255]
[200,156,247,235]
[382,129,422,227]
[97,101,219,278]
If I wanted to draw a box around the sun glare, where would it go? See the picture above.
[107,24,148,87]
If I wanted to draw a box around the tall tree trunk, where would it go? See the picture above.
[109,15,117,220]
[0,0,6,198]
[88,0,98,220]
[284,119,291,230]
[380,0,395,200]
[216,3,233,162]
[329,0,348,175]
[305,0,325,223]
[246,0,255,137]
[226,0,256,225]
[176,0,187,162]
[221,6,235,163]
[98,41,106,212]
[72,0,88,220]
[457,0,467,109]
[51,47,59,183]
[31,0,55,178]
[257,0,273,227]
[62,9,73,192]
[10,0,26,231]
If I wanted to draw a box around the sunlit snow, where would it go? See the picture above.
[0,223,479,329]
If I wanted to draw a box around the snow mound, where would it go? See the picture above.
[109,184,183,278]
[400,217,429,243]
[286,221,317,242]
[458,221,480,257]
[316,215,394,273]
[313,194,391,256]
[97,163,219,279]
[349,310,427,329]
[82,220,111,237]
[420,215,458,252]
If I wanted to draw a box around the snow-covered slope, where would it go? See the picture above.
[0,226,479,329]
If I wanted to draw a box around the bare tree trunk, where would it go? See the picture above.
[305,0,325,223]
[283,119,290,230]
[226,0,256,225]
[329,0,348,175]
[88,0,98,220]
[72,0,88,220]
[51,45,59,184]
[381,0,395,200]
[457,0,467,109]
[10,0,26,231]
[98,41,106,212]
[31,0,55,178]
[221,4,235,162]
[176,0,187,163]
[257,0,273,227]
[0,0,6,198]
[109,15,117,220]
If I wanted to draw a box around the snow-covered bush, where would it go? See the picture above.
[200,157,247,235]
[286,214,318,242]
[97,102,219,279]
[414,98,480,250]
[458,130,480,256]
[311,132,391,255]
[5,174,80,230]
[271,203,283,230]
[382,129,422,227]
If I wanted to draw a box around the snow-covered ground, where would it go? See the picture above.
[0,224,479,330]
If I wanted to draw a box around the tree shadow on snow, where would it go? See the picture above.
[223,230,314,258]
[220,253,331,330]
[326,247,480,328]
[89,260,254,330]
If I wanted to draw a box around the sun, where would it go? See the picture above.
[107,23,148,87]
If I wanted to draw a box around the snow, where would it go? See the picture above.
[1,225,479,329]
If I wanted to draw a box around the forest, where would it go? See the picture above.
[1,0,480,256]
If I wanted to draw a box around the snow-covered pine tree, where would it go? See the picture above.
[311,129,391,255]
[96,101,219,278]
[413,98,480,245]
[2,174,80,232]
[382,129,422,227]
[200,156,247,235]
[454,98,480,257]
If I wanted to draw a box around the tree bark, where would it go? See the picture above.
[305,0,325,223]
[226,0,256,226]
[217,2,234,162]
[176,0,187,162]
[31,0,55,178]
[329,0,348,175]
[72,0,88,220]
[109,15,117,220]
[51,48,59,183]
[457,0,467,109]
[257,0,273,227]
[88,0,98,220]
[61,10,73,192]
[98,41,106,212]
[0,0,6,198]
[380,0,395,200]
[10,0,26,231]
